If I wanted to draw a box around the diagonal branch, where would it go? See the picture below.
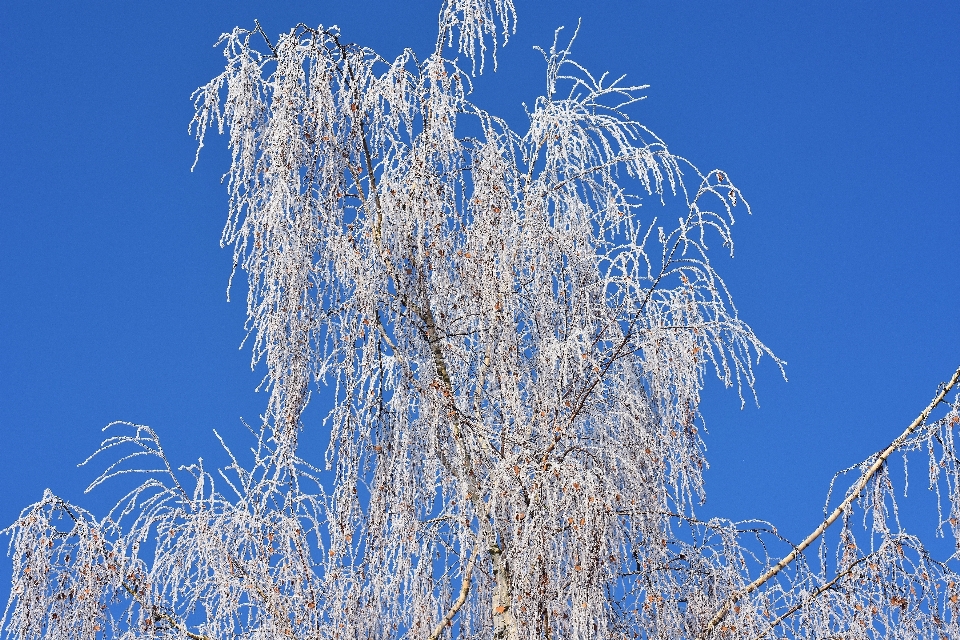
[120,581,210,640]
[427,537,482,640]
[751,553,871,640]
[701,364,960,639]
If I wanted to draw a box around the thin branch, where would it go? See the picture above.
[750,553,871,640]
[427,537,482,640]
[252,20,278,57]
[120,581,210,640]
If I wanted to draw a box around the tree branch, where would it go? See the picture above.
[427,537,482,640]
[750,553,871,640]
[701,364,960,638]
[120,581,210,640]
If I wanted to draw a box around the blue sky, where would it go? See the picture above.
[1,0,958,598]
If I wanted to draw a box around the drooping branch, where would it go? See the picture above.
[701,364,960,638]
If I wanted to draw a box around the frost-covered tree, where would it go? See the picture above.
[4,1,960,638]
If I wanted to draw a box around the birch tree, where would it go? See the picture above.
[5,1,960,638]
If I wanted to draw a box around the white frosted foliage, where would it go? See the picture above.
[5,4,960,639]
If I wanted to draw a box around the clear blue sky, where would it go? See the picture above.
[1,0,958,597]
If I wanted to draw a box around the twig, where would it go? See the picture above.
[252,20,277,57]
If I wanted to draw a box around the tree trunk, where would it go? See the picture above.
[490,543,519,640]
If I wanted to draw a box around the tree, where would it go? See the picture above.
[3,0,960,638]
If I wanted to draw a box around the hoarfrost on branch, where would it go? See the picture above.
[5,1,960,638]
